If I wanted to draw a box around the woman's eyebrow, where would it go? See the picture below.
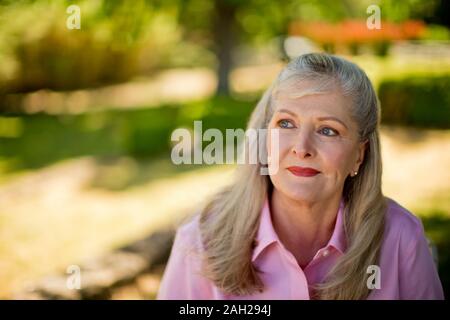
[276,109,298,118]
[276,109,348,130]
[317,116,349,130]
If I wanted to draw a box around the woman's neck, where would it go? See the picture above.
[270,190,341,268]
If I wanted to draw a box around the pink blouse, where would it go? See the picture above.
[157,197,444,300]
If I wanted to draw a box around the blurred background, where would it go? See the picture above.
[0,0,449,300]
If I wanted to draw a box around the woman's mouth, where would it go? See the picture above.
[287,166,321,177]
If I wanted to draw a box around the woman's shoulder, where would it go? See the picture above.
[383,197,425,246]
[178,213,201,234]
[174,213,203,250]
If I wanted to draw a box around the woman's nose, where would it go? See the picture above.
[291,128,315,158]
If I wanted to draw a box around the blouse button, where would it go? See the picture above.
[322,249,330,257]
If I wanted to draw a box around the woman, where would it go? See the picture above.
[157,53,444,300]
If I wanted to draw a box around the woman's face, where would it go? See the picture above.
[266,81,367,203]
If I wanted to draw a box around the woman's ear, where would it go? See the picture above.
[350,140,367,177]
[354,139,368,170]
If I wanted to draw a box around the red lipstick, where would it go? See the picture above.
[287,166,320,177]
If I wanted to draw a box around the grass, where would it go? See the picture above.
[0,155,235,298]
[1,58,449,298]
[0,123,449,298]
[0,96,255,177]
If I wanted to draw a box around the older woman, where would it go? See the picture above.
[157,53,444,300]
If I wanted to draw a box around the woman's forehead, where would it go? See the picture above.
[273,81,350,111]
[271,81,357,128]
[273,77,337,98]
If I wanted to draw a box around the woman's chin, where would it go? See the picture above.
[282,189,320,203]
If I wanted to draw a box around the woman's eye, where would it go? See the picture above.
[277,119,294,128]
[319,127,339,136]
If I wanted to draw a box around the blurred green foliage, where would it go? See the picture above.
[0,96,255,172]
[1,0,447,95]
[0,0,213,93]
[421,213,450,298]
[423,24,450,40]
[379,75,450,128]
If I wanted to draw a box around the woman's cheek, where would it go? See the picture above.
[267,131,288,157]
[276,136,293,160]
[322,146,352,174]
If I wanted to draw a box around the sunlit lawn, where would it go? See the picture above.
[0,155,235,298]
[1,55,449,298]
[0,125,449,298]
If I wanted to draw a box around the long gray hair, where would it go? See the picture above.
[198,53,386,299]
